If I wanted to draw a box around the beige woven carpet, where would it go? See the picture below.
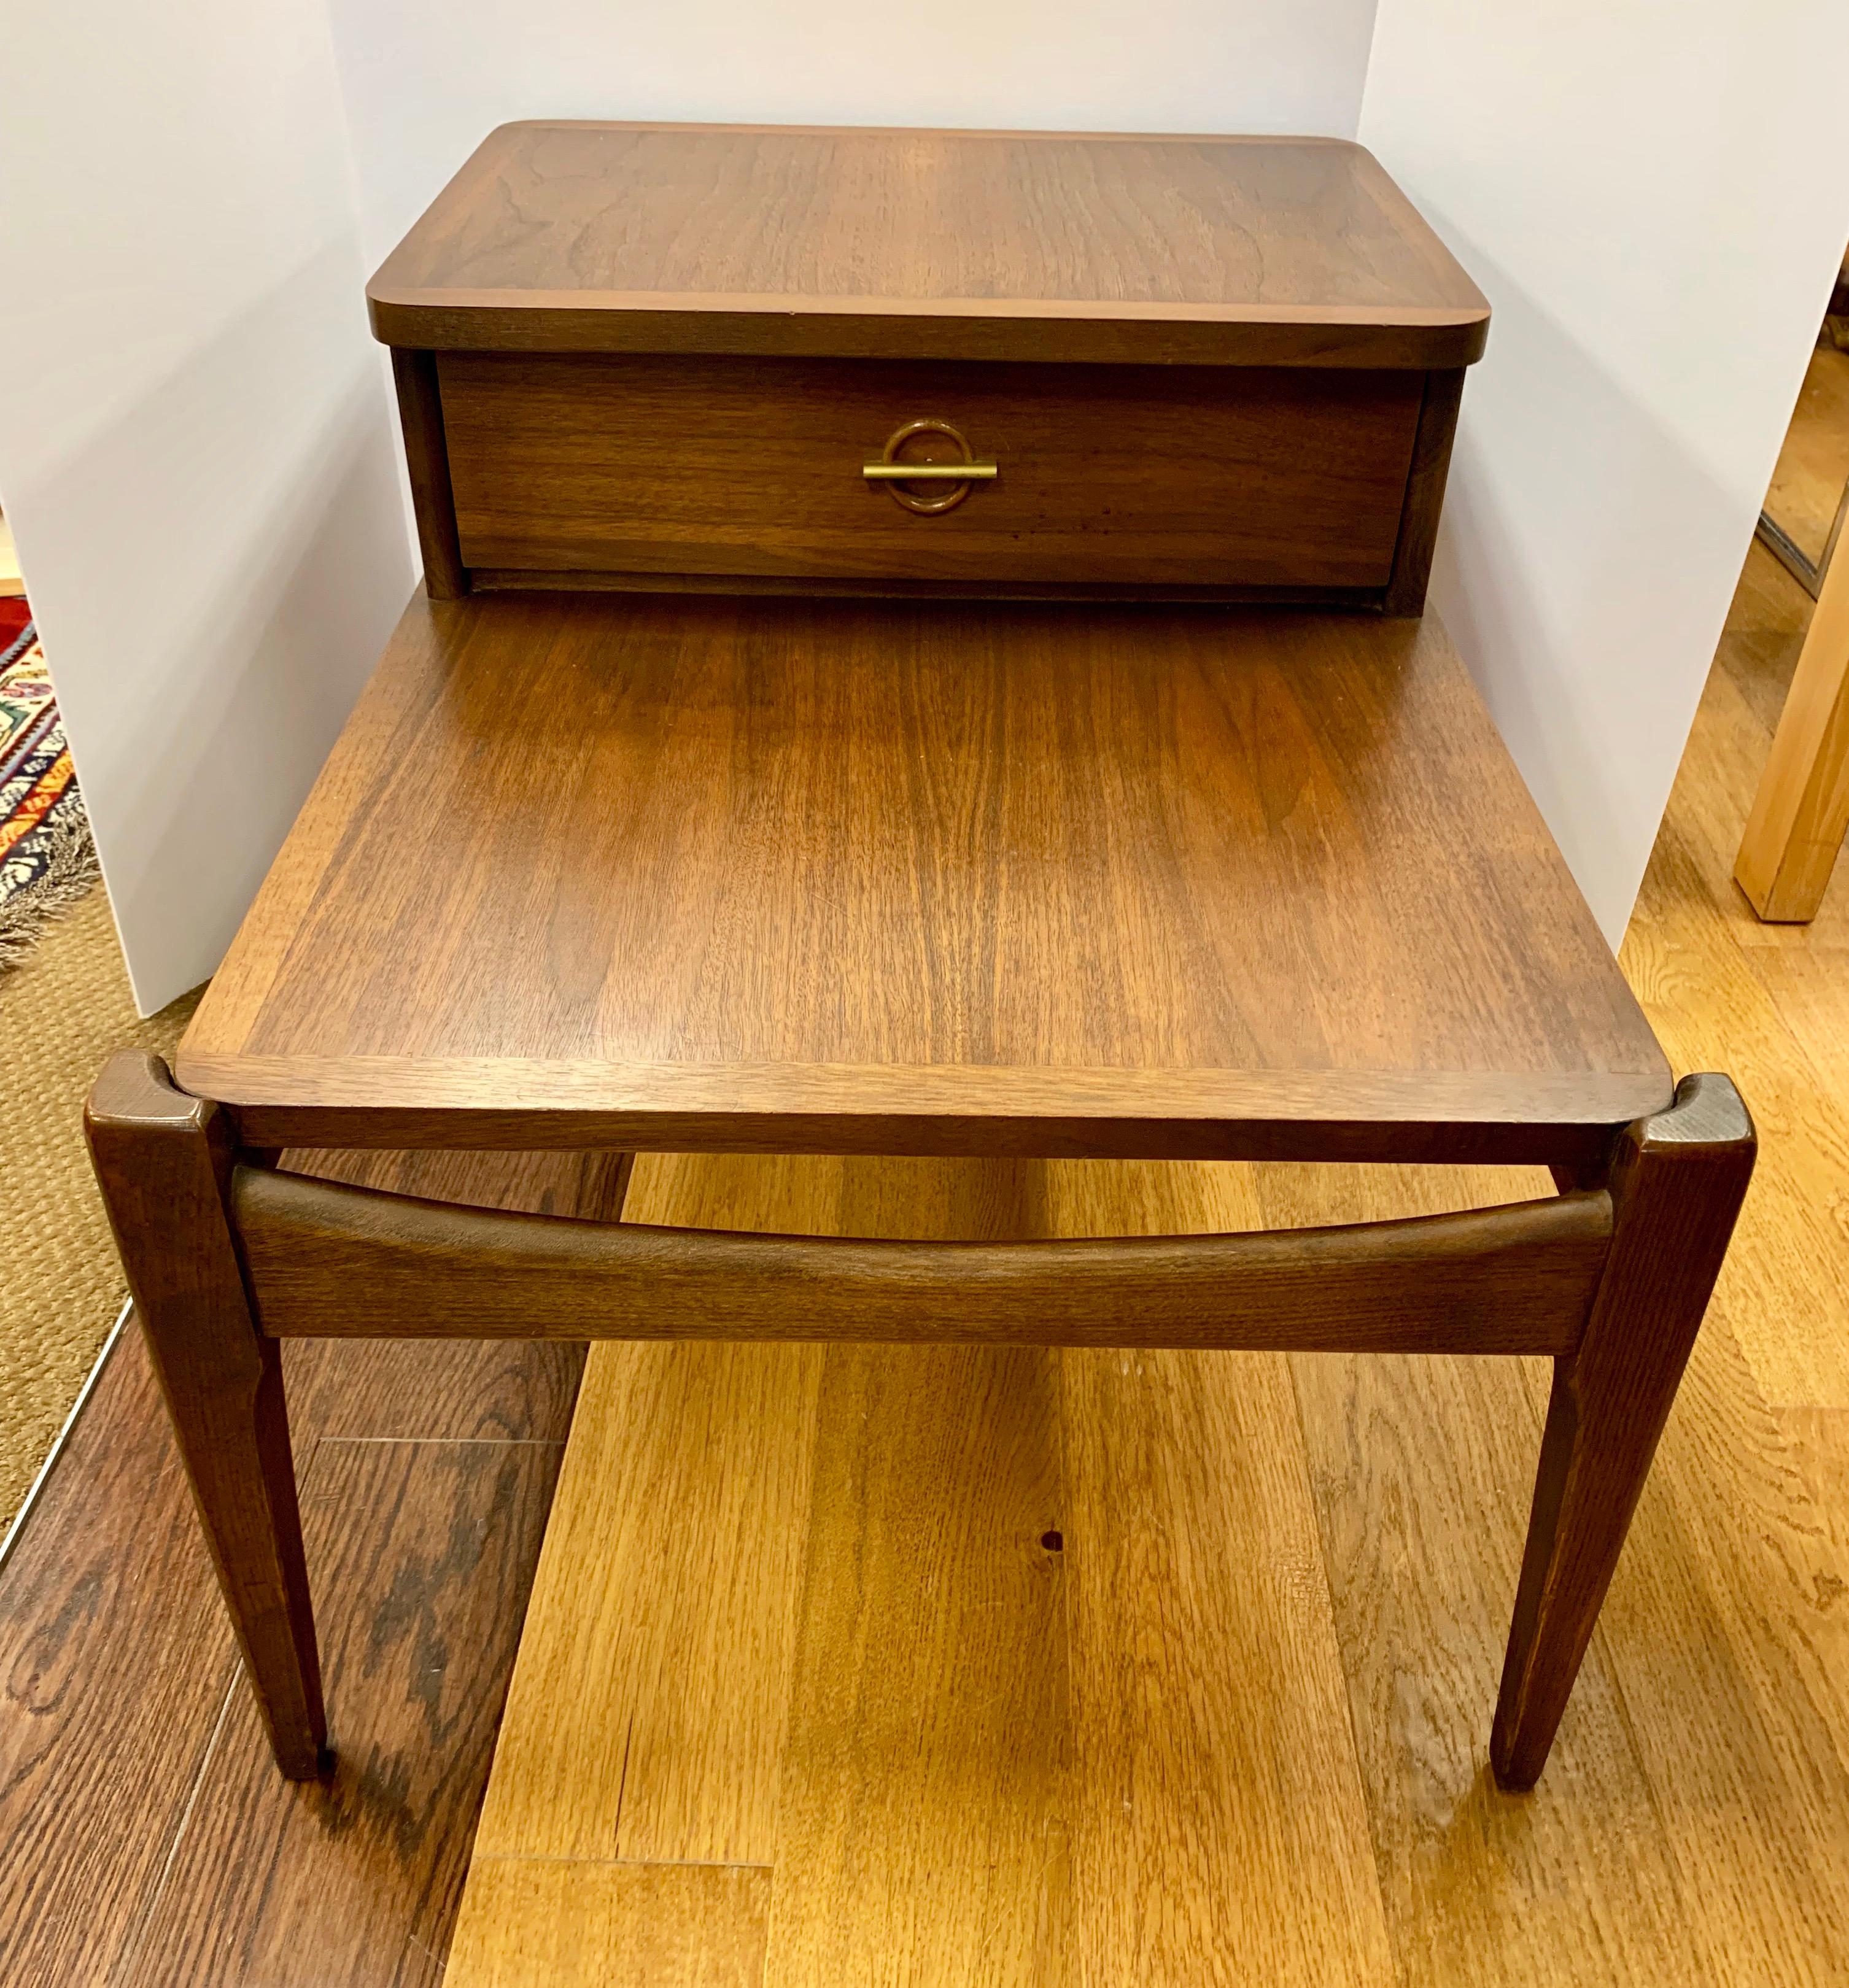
[1,883,200,1524]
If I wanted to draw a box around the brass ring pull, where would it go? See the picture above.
[862,419,998,514]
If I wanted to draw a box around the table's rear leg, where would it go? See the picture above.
[86,1052,327,1780]
[1492,1073,1754,1789]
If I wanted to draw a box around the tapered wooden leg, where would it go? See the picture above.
[1492,1073,1754,1789]
[86,1051,327,1779]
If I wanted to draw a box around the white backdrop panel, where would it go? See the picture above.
[320,0,1382,267]
[1360,0,1849,941]
[0,0,414,1011]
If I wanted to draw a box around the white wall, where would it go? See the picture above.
[1359,0,1849,942]
[320,0,1382,268]
[0,0,414,1013]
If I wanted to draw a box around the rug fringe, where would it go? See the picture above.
[0,806,101,971]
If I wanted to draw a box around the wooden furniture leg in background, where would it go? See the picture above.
[1492,1073,1755,1787]
[85,1053,327,1780]
[1735,517,1849,920]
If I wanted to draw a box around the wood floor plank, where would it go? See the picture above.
[1233,1160,1723,1986]
[1661,622,1849,956]
[283,1336,586,1445]
[1715,540,1815,746]
[461,1153,1085,1982]
[291,1147,634,1222]
[446,1860,770,1987]
[1292,1341,1712,1988]
[469,1339,821,1866]
[1581,1303,1849,1983]
[0,1332,238,1988]
[1035,1156,1395,1984]
[471,1150,1046,1874]
[1621,813,1849,1407]
[0,1148,611,1984]
[1780,1402,1849,1572]
[1739,943,1849,1100]
[1061,1340,1395,1986]
[764,1340,1072,1988]
[118,1432,565,1988]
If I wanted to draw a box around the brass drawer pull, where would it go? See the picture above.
[863,418,996,514]
[861,463,1001,480]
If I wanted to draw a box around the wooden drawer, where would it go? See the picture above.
[436,354,1427,597]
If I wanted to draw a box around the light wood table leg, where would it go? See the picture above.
[85,1051,327,1780]
[1736,527,1849,920]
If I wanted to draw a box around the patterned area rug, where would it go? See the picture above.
[0,598,98,969]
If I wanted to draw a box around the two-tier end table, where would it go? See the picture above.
[87,123,1753,1798]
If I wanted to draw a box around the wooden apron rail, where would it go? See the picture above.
[230,1161,1613,1356]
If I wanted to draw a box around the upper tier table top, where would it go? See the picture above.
[366,123,1490,368]
[179,593,1668,1164]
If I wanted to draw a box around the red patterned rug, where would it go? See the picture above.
[0,597,98,969]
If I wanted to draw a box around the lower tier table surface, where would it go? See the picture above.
[178,591,1669,1164]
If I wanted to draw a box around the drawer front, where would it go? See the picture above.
[438,354,1424,592]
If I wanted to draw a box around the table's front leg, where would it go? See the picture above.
[86,1051,327,1781]
[1492,1072,1755,1787]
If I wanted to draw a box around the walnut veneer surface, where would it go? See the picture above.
[178,592,1667,1160]
[438,355,1424,590]
[366,123,1489,367]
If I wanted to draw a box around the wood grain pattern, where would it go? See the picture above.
[22,536,1849,1984]
[177,592,1667,1162]
[446,1862,770,1988]
[391,349,468,600]
[1293,1342,1715,1985]
[368,124,1489,369]
[766,1342,1071,1987]
[231,1159,1611,1353]
[1735,497,1849,919]
[1061,1340,1397,1985]
[0,1145,606,1983]
[120,1434,565,1988]
[1260,1155,1724,1984]
[1585,541,1849,1976]
[85,1051,325,1777]
[454,1137,1802,1985]
[1382,367,1465,617]
[1492,1075,1755,1787]
[438,353,1422,592]
[737,1155,1072,1985]
[287,1141,634,1223]
[1622,812,1849,1407]
[448,1153,1435,1983]
[0,1334,240,1987]
[470,1340,821,1866]
[274,1148,622,1440]
[1588,1301,1849,1982]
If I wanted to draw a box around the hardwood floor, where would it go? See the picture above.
[0,1152,608,1987]
[3,549,1846,1983]
[448,550,1849,1986]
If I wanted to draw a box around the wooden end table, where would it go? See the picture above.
[85,126,1753,1801]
